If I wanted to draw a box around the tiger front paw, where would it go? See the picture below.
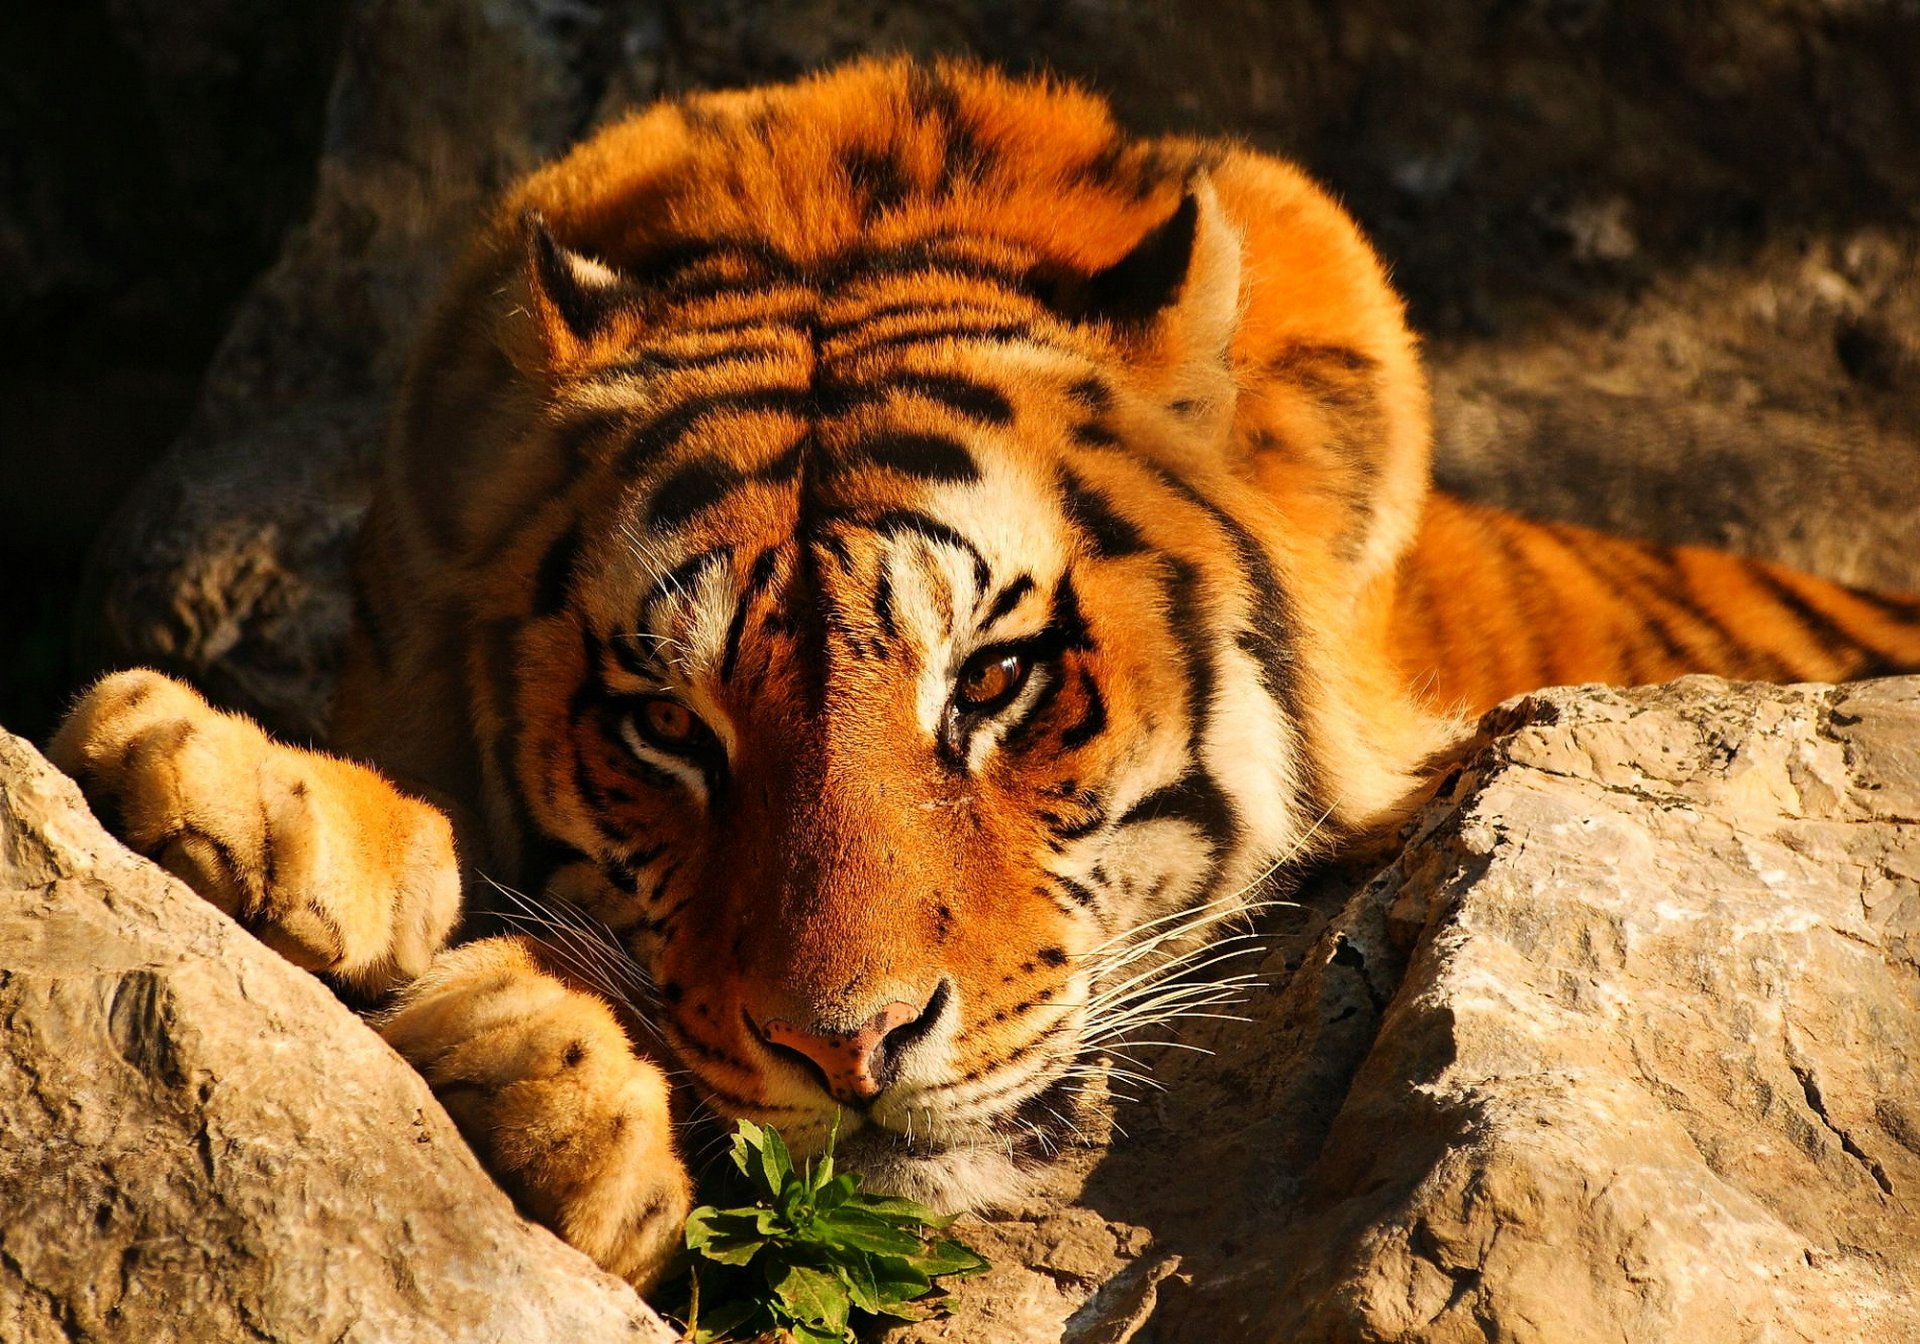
[49,668,461,995]
[379,936,694,1292]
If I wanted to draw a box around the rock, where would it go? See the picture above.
[893,675,1920,1342]
[81,0,1920,733]
[0,729,676,1344]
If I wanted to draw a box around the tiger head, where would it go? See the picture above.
[351,60,1447,1209]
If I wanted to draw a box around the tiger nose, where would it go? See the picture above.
[757,983,949,1105]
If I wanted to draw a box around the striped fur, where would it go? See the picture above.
[58,58,1920,1284]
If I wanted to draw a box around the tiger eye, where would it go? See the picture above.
[639,697,700,747]
[956,651,1027,712]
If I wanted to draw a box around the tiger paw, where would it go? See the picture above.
[49,668,461,995]
[379,936,694,1292]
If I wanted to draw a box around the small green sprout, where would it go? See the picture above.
[667,1120,989,1343]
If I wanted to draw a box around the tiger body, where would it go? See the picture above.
[52,59,1920,1292]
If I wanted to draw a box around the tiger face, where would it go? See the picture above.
[347,59,1445,1208]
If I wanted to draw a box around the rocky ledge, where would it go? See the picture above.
[4,674,1918,1342]
[0,730,674,1343]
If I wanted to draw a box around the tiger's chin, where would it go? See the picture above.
[834,1126,1040,1215]
[829,1074,1108,1215]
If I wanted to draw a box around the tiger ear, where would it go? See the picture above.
[1078,176,1242,348]
[506,209,628,374]
[1072,176,1243,421]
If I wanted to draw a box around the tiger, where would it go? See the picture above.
[50,58,1920,1294]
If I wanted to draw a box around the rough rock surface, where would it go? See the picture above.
[887,674,1920,1342]
[0,729,675,1344]
[81,0,1920,734]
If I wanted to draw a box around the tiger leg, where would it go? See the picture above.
[48,669,460,996]
[378,936,693,1291]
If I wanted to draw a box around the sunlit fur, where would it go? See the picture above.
[55,59,1920,1289]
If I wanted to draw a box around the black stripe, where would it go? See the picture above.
[831,320,1036,360]
[1051,801,1107,842]
[720,547,781,684]
[1072,421,1121,448]
[1839,584,1920,625]
[617,386,808,478]
[906,67,995,194]
[1148,466,1316,816]
[681,311,807,338]
[588,341,791,382]
[840,241,1032,293]
[832,432,979,483]
[1040,569,1095,657]
[879,371,1014,425]
[816,300,1027,340]
[1058,467,1147,557]
[1161,556,1216,745]
[1116,771,1236,854]
[1481,520,1556,685]
[1746,565,1879,667]
[1265,342,1379,387]
[531,521,583,617]
[872,566,897,641]
[1535,526,1687,680]
[1607,537,1784,679]
[605,629,665,681]
[838,508,993,594]
[1059,669,1107,749]
[980,574,1035,630]
[642,545,734,619]
[997,666,1066,755]
[648,459,738,532]
[1066,377,1114,416]
[1055,875,1100,908]
[843,145,913,216]
[755,431,809,486]
[566,646,654,847]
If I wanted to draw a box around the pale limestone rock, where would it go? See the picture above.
[0,729,675,1344]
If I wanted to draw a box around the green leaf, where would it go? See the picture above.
[863,1295,938,1323]
[834,1250,883,1314]
[846,1192,957,1228]
[678,1121,988,1340]
[684,1206,771,1265]
[814,1172,857,1211]
[865,1254,934,1303]
[906,1237,992,1278]
[809,1207,927,1258]
[686,1297,763,1343]
[758,1121,796,1195]
[790,1324,850,1344]
[766,1260,850,1333]
[727,1120,765,1183]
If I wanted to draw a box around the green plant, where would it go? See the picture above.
[670,1120,989,1343]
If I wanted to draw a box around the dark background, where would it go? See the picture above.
[0,1,347,739]
[6,0,1919,743]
